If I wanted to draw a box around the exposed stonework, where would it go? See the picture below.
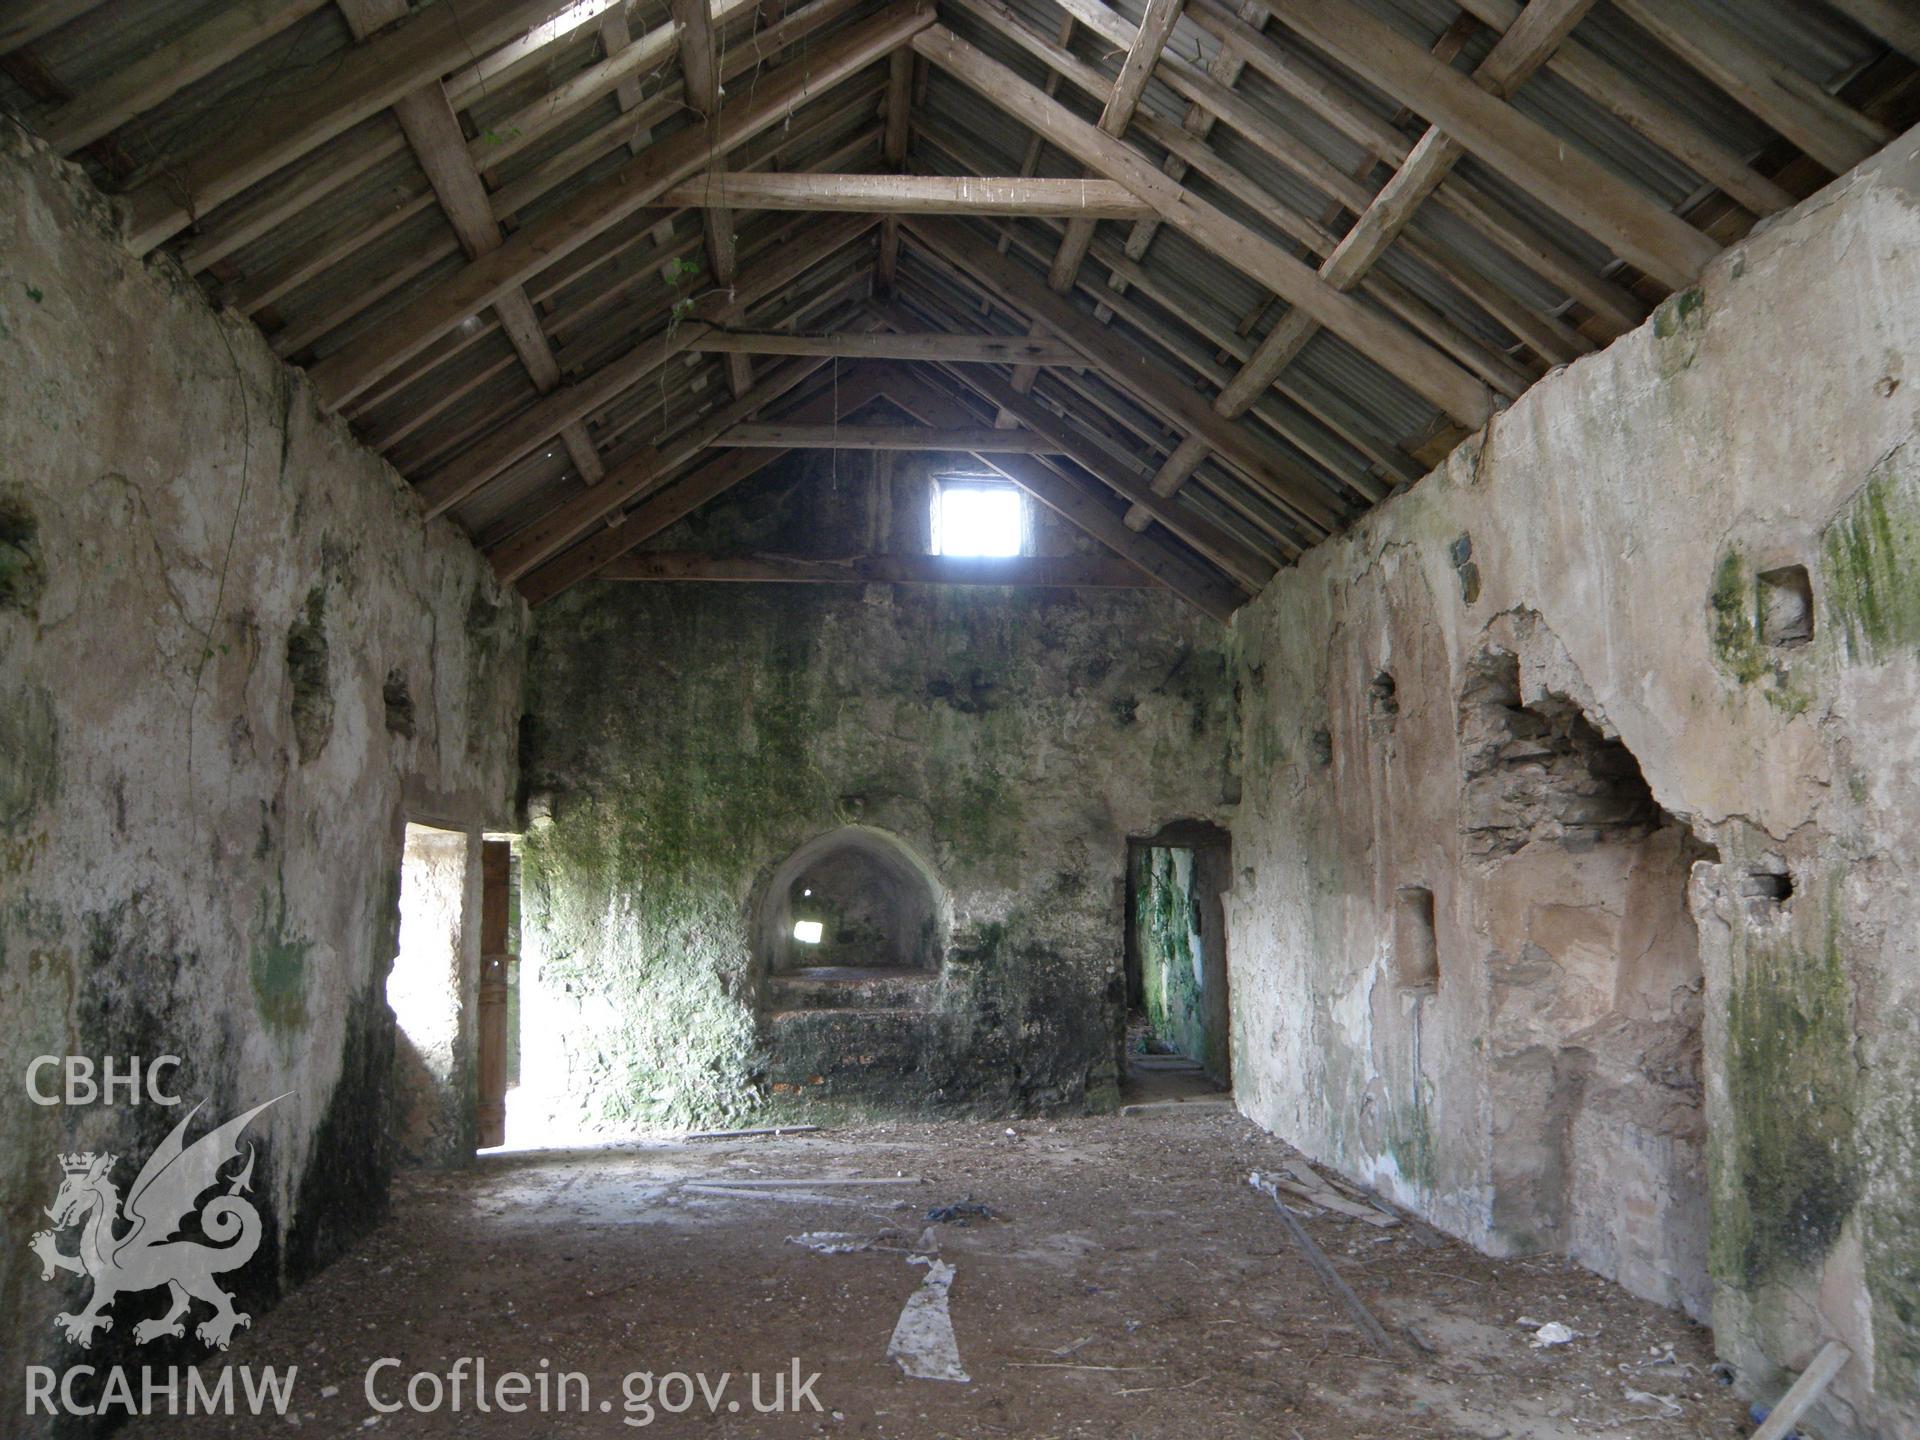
[514,448,1238,1133]
[0,129,524,1429]
[1227,126,1920,1437]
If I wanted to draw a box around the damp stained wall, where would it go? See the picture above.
[0,130,525,1429]
[515,449,1240,1133]
[1226,124,1920,1438]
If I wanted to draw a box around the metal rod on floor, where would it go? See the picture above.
[1263,1191,1400,1357]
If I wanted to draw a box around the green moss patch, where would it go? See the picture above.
[1712,896,1862,1291]
[1822,455,1920,662]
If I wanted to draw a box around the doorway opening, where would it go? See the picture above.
[1123,820,1232,1104]
[390,822,472,1166]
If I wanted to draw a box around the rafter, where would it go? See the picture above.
[1138,0,1600,517]
[1029,0,1185,386]
[979,0,1647,337]
[879,47,915,292]
[0,0,108,56]
[716,424,1059,451]
[885,367,1247,622]
[1246,0,1720,288]
[911,22,1494,428]
[1608,0,1890,175]
[599,552,1159,587]
[119,0,562,253]
[659,173,1157,217]
[689,332,1085,363]
[1820,0,1920,65]
[416,214,877,518]
[337,0,604,482]
[492,351,862,582]
[38,0,329,154]
[306,3,933,411]
[516,364,896,605]
[671,0,751,397]
[909,217,1350,532]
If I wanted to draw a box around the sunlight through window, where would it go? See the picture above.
[933,481,1023,557]
[792,920,825,945]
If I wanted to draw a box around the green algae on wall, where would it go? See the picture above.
[1707,547,1813,714]
[1823,454,1920,662]
[1136,846,1208,1065]
[521,576,1236,1129]
[1863,1056,1920,1405]
[1711,893,1862,1293]
[250,873,313,1036]
[519,798,762,1130]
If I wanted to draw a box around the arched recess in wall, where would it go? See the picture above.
[754,825,950,979]
[1461,637,1717,1321]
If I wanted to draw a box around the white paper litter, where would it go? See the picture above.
[1623,1386,1683,1417]
[886,1258,970,1382]
[1529,1322,1576,1348]
[786,1232,877,1255]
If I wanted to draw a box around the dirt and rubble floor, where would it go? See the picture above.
[139,1110,1758,1439]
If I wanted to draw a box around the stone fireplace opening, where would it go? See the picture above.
[1463,647,1714,1318]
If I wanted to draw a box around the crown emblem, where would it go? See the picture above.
[59,1152,106,1174]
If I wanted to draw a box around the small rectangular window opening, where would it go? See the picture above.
[933,477,1025,557]
[792,920,824,945]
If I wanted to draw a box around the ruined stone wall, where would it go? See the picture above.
[1227,127,1920,1437]
[518,485,1239,1131]
[0,129,525,1427]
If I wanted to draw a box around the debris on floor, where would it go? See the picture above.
[129,1111,1759,1439]
[886,1257,970,1383]
[1520,1317,1580,1347]
[924,1197,995,1226]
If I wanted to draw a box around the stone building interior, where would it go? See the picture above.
[1,0,1917,1435]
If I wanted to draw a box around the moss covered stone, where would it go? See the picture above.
[1711,893,1862,1291]
[520,580,1235,1129]
[1822,455,1920,662]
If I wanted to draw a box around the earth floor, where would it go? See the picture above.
[133,1108,1758,1439]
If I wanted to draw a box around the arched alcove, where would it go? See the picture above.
[756,826,948,980]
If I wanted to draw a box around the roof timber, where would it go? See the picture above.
[669,0,748,397]
[517,363,900,604]
[715,424,1061,451]
[0,0,109,58]
[337,0,603,481]
[909,125,1411,491]
[880,367,1250,622]
[1140,0,1600,518]
[8,0,1909,619]
[38,0,331,154]
[1245,0,1721,288]
[1822,0,1920,66]
[1608,0,1890,175]
[119,0,565,252]
[417,212,879,517]
[661,173,1159,217]
[885,268,1306,568]
[688,332,1087,363]
[597,552,1160,587]
[908,216,1347,533]
[306,3,934,410]
[951,0,1650,338]
[912,21,1496,428]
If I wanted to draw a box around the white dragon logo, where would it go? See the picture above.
[29,1096,285,1351]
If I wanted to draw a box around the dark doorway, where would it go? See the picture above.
[1123,820,1233,1099]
